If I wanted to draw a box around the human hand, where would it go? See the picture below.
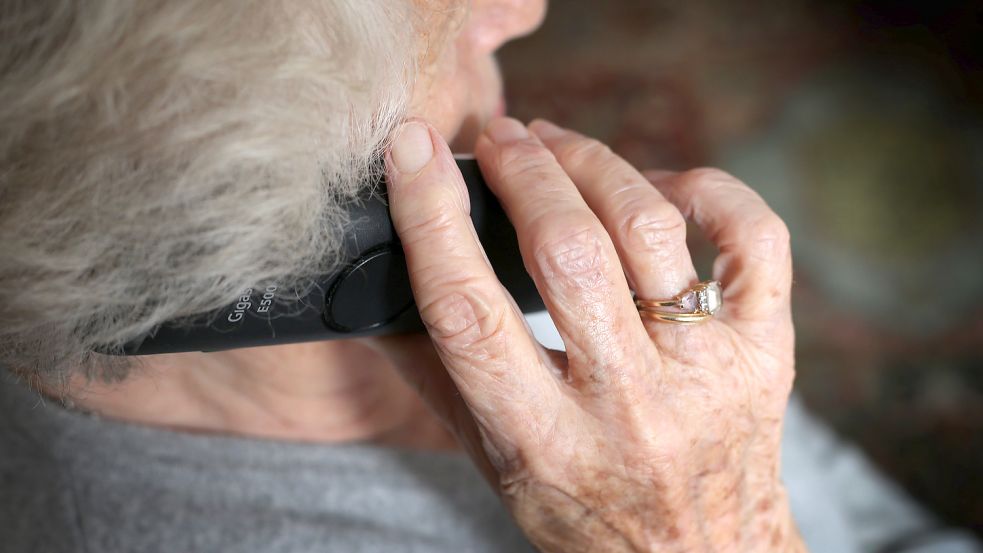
[369,117,805,552]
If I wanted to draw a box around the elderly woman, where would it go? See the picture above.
[0,1,978,552]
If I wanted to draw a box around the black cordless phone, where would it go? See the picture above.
[122,157,543,354]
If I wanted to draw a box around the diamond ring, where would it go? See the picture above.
[635,280,722,324]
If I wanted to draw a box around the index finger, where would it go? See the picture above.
[385,120,559,442]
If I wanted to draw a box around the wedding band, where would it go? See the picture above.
[635,280,722,325]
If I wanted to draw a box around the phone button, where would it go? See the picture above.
[323,246,415,333]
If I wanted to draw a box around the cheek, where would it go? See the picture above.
[409,14,503,148]
[413,80,467,142]
[410,43,474,142]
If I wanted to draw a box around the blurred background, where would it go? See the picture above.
[499,0,983,537]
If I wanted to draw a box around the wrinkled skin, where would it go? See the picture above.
[369,117,806,552]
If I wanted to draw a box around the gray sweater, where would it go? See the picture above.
[0,370,978,553]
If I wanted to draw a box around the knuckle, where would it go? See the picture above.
[419,289,510,357]
[394,195,461,241]
[533,226,611,290]
[745,214,791,261]
[495,140,557,180]
[620,202,687,254]
[554,137,612,168]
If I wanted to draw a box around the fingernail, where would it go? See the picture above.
[529,119,565,140]
[485,117,528,144]
[391,121,434,174]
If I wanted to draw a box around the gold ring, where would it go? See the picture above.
[635,280,722,325]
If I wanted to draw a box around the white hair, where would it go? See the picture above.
[0,0,418,383]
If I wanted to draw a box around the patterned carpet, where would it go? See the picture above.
[499,0,983,535]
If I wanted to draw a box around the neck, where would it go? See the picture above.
[63,341,457,450]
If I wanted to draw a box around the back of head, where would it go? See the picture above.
[0,0,416,383]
